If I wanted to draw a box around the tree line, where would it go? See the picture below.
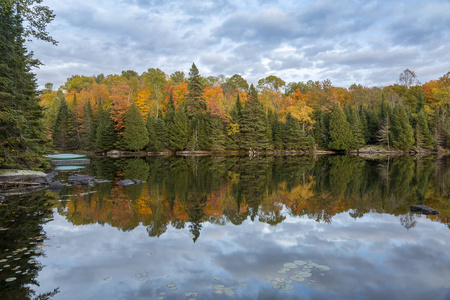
[41,66,450,154]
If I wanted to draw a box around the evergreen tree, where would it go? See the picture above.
[185,63,206,118]
[209,116,225,151]
[348,107,365,150]
[391,104,414,151]
[270,111,283,150]
[52,99,71,150]
[416,88,425,113]
[168,106,189,151]
[0,5,51,169]
[147,114,168,152]
[239,84,272,151]
[415,109,433,150]
[96,109,116,152]
[328,105,353,151]
[313,109,330,149]
[80,101,95,150]
[122,103,149,151]
[283,113,303,150]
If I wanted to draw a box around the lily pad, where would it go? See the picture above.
[316,265,330,271]
[281,284,294,291]
[0,259,7,263]
[185,291,198,297]
[5,277,16,282]
[294,260,307,266]
[214,285,225,290]
[290,274,305,281]
[284,263,297,269]
[278,267,290,273]
[103,276,112,281]
[213,276,221,280]
[223,288,235,296]
[298,271,312,278]
[240,282,248,287]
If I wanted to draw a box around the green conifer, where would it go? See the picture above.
[122,103,149,151]
[391,104,414,151]
[96,109,116,152]
[328,105,354,151]
[185,63,206,118]
[0,5,51,169]
[239,85,272,151]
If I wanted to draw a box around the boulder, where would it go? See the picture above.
[48,180,64,190]
[116,179,135,186]
[116,179,145,186]
[410,205,439,215]
[67,174,93,181]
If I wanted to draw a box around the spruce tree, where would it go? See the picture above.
[80,102,95,150]
[96,109,116,152]
[185,63,206,118]
[283,113,303,150]
[52,99,71,150]
[122,103,149,151]
[168,106,189,151]
[147,114,168,152]
[391,104,414,151]
[415,109,433,150]
[239,84,272,151]
[328,105,354,151]
[348,108,365,150]
[0,5,51,169]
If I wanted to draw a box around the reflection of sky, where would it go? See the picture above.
[33,210,450,300]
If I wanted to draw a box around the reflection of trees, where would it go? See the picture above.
[399,212,419,230]
[186,193,207,243]
[58,155,450,237]
[0,191,59,300]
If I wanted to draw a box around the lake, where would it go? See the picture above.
[1,155,450,299]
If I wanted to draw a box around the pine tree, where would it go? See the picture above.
[96,109,116,152]
[122,103,149,151]
[283,113,303,150]
[52,99,71,150]
[185,63,206,118]
[239,84,272,151]
[80,102,95,150]
[328,105,354,151]
[348,108,365,150]
[415,109,433,150]
[0,5,51,169]
[147,114,168,152]
[209,116,225,151]
[168,106,189,151]
[391,104,414,151]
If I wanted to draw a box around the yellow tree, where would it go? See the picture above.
[282,89,315,132]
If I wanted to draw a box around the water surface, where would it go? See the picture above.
[1,155,450,299]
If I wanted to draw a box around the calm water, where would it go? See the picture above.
[1,155,450,300]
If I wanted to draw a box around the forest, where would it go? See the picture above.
[40,66,450,155]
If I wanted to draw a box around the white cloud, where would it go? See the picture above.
[30,0,450,89]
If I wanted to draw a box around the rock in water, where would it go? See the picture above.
[117,179,135,186]
[410,205,439,215]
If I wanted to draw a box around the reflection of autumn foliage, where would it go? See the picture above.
[60,156,450,238]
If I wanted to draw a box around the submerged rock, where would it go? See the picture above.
[116,179,146,186]
[67,174,93,181]
[410,205,439,215]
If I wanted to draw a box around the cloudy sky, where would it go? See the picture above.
[30,0,450,89]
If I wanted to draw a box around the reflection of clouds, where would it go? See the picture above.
[35,210,450,299]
